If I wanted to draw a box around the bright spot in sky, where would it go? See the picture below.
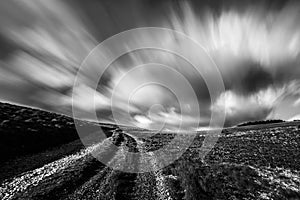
[134,115,152,125]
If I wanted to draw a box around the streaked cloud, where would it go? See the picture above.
[0,0,300,129]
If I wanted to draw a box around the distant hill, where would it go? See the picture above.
[237,119,285,127]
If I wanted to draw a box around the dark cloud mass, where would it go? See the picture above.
[224,61,274,95]
[0,0,300,130]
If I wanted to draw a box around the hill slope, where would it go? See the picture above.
[0,102,300,200]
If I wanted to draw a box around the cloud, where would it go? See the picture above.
[0,0,300,129]
[288,114,300,121]
[222,61,274,95]
[171,1,300,67]
[211,86,285,126]
[211,81,300,126]
[294,99,300,107]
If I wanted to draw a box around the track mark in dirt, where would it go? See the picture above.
[65,142,129,200]
[0,137,117,200]
[0,139,84,183]
[149,152,173,200]
[114,133,140,200]
[135,140,173,200]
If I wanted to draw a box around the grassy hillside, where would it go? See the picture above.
[0,102,115,162]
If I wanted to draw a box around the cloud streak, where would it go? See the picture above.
[0,0,300,129]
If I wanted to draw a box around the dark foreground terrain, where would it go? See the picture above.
[0,102,299,200]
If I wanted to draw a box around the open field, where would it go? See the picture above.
[0,102,299,200]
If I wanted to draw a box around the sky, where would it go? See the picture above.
[0,0,300,130]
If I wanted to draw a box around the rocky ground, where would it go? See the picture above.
[0,102,299,200]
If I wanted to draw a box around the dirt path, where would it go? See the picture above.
[0,131,175,200]
[0,137,117,200]
[1,127,300,200]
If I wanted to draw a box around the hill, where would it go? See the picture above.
[0,102,116,163]
[237,119,285,127]
[0,102,299,200]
